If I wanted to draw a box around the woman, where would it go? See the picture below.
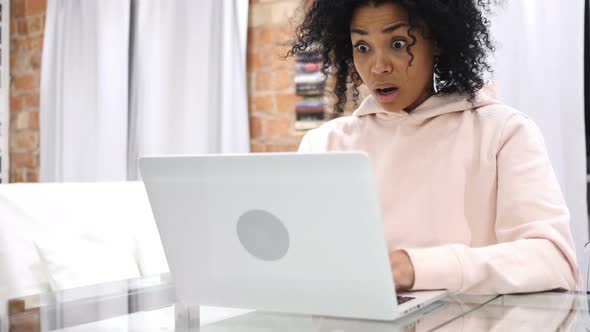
[290,0,578,294]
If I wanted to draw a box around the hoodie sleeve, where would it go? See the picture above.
[298,130,314,153]
[298,128,323,153]
[405,113,578,294]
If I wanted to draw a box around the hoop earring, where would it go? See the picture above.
[433,71,439,94]
[432,56,439,94]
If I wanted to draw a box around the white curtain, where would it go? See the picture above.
[490,1,588,272]
[40,0,131,181]
[40,0,250,181]
[127,0,250,179]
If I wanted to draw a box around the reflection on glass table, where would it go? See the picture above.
[2,273,586,332]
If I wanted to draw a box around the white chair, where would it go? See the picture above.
[0,181,169,300]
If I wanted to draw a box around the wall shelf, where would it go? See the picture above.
[294,46,327,131]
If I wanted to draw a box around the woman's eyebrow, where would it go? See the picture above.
[382,22,407,34]
[351,22,408,36]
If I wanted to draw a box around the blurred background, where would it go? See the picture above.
[0,0,587,293]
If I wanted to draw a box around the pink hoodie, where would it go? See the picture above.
[298,85,578,294]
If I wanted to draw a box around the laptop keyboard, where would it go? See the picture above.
[397,295,415,305]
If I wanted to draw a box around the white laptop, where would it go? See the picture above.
[139,152,447,321]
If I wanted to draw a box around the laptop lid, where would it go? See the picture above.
[139,152,400,320]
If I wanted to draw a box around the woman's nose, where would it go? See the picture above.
[371,53,393,75]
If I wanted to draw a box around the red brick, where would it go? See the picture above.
[275,93,297,114]
[26,168,39,182]
[265,117,291,138]
[255,71,272,92]
[247,50,261,72]
[266,142,299,152]
[10,50,19,72]
[247,29,255,46]
[8,0,47,184]
[249,116,264,138]
[27,16,45,35]
[12,169,25,183]
[13,74,36,90]
[248,100,255,115]
[270,45,292,68]
[10,95,25,112]
[257,47,275,70]
[254,26,273,46]
[29,111,39,129]
[247,71,254,89]
[271,69,291,91]
[12,37,29,53]
[10,20,18,36]
[16,19,28,35]
[29,50,42,69]
[250,142,266,153]
[253,94,273,112]
[274,24,292,45]
[24,93,40,109]
[14,112,29,130]
[11,54,31,74]
[12,0,26,17]
[11,152,35,168]
[11,131,39,150]
[25,0,47,16]
[27,36,44,51]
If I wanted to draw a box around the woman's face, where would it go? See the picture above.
[350,2,437,112]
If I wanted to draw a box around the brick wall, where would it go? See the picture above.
[9,0,45,182]
[247,0,365,152]
[247,0,304,153]
[6,0,317,183]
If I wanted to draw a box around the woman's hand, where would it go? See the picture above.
[390,249,415,291]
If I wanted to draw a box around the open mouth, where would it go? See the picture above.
[376,87,398,95]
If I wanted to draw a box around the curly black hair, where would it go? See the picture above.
[289,0,501,111]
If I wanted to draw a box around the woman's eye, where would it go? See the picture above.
[392,40,406,49]
[355,44,370,53]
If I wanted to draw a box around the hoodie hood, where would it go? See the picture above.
[352,82,502,122]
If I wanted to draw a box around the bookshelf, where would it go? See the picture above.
[293,46,328,131]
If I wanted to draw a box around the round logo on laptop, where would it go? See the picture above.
[236,209,290,261]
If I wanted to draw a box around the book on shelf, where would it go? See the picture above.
[296,62,321,73]
[294,72,326,85]
[296,83,324,97]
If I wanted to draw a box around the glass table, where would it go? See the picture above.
[2,274,585,331]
